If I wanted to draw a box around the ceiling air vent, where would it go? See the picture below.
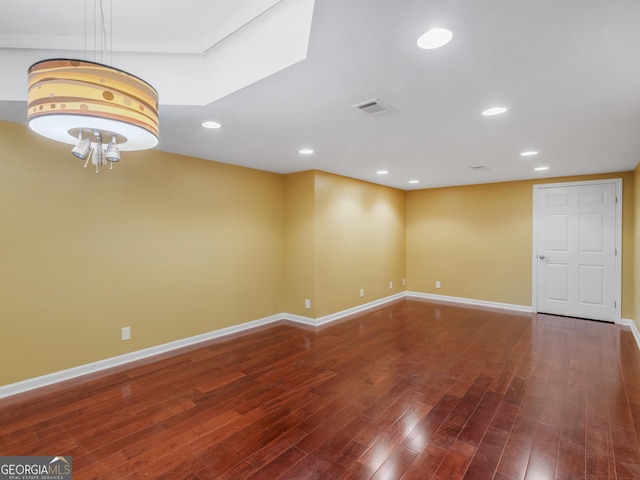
[351,98,396,117]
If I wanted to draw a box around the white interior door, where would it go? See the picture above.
[533,180,621,322]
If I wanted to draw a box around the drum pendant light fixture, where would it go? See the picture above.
[27,58,159,173]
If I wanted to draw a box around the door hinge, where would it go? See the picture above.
[614,301,617,309]
[616,196,618,204]
[615,249,618,256]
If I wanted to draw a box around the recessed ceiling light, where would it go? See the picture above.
[202,121,222,129]
[417,28,453,50]
[298,148,314,155]
[534,166,549,171]
[520,151,539,157]
[376,170,389,175]
[482,107,508,116]
[409,180,420,184]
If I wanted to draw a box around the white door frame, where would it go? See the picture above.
[532,179,622,321]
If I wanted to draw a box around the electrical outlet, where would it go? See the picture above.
[360,288,364,298]
[305,299,311,309]
[389,281,393,289]
[402,278,406,286]
[435,281,441,289]
[122,326,131,341]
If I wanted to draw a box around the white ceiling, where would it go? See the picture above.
[1,0,639,189]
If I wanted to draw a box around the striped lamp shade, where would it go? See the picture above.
[27,59,159,151]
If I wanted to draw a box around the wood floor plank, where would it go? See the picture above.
[457,390,503,447]
[194,444,245,477]
[432,412,468,448]
[560,389,586,446]
[400,444,447,480]
[495,409,540,479]
[462,427,509,479]
[490,400,519,434]
[370,447,417,480]
[295,405,371,454]
[245,446,307,480]
[432,439,476,480]
[556,435,586,480]
[537,368,568,428]
[492,472,515,480]
[523,422,559,480]
[275,451,331,480]
[629,402,640,447]
[451,374,493,419]
[402,393,461,453]
[502,376,528,407]
[244,427,308,469]
[585,426,616,480]
[1,299,640,479]
[356,398,430,470]
[610,425,640,479]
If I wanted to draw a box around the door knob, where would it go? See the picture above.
[539,255,546,260]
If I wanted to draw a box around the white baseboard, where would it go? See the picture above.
[0,314,282,399]
[406,291,533,313]
[285,293,406,326]
[618,318,640,350]
[407,291,640,351]
[2,292,635,399]
[0,294,405,399]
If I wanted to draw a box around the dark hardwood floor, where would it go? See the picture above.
[2,299,640,479]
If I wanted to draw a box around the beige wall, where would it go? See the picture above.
[283,170,406,318]
[406,172,636,320]
[313,171,406,317]
[1,118,638,387]
[284,171,316,316]
[0,121,285,385]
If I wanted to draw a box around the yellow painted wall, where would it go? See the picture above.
[407,181,531,306]
[1,118,637,387]
[314,171,406,317]
[284,171,316,316]
[406,172,635,319]
[0,121,284,385]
